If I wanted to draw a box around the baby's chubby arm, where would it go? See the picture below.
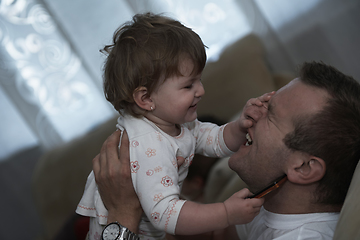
[175,188,264,235]
[223,91,275,152]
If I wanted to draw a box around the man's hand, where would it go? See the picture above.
[92,130,142,233]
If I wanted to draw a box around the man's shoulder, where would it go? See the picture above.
[298,214,339,239]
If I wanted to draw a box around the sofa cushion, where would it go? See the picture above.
[32,117,118,239]
[197,34,276,122]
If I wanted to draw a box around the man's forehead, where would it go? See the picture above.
[271,78,329,117]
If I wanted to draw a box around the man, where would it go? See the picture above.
[93,62,360,239]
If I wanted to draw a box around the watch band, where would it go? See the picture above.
[118,224,139,240]
[102,221,139,240]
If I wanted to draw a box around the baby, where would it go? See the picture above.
[77,12,270,240]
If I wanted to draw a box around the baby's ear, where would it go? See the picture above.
[286,153,326,185]
[133,86,153,111]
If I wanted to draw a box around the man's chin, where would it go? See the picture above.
[228,149,249,167]
[228,155,242,173]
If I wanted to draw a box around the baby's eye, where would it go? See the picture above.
[184,84,193,89]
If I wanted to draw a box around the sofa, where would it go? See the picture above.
[31,33,310,239]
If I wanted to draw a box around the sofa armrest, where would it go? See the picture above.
[333,161,360,239]
[32,117,118,240]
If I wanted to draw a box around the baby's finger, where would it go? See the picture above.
[254,198,265,207]
[236,188,252,198]
[250,91,275,107]
[258,91,275,102]
[244,104,266,122]
[242,119,254,128]
[247,97,263,107]
[248,198,264,208]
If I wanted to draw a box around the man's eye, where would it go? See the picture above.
[267,116,274,124]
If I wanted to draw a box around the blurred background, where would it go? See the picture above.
[0,0,359,239]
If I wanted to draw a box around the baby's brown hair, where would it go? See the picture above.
[102,12,207,117]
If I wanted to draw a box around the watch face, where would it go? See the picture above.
[102,223,120,240]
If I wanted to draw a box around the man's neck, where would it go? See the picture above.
[263,181,342,214]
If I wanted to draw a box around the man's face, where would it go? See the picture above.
[228,79,329,192]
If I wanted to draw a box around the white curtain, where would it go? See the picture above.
[0,0,252,160]
[124,0,252,61]
[0,0,115,159]
[1,0,359,161]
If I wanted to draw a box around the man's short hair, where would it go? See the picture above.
[284,61,360,205]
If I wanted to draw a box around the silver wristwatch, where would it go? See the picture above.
[101,222,139,240]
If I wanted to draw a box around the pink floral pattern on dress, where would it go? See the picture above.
[153,193,164,201]
[154,166,162,172]
[161,175,173,187]
[130,161,140,173]
[206,135,213,145]
[200,127,211,133]
[184,154,194,168]
[131,140,139,147]
[172,158,178,169]
[156,131,163,141]
[146,169,154,176]
[151,212,160,223]
[145,148,156,157]
[146,166,162,176]
[94,231,100,240]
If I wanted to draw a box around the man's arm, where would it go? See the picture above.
[92,130,142,233]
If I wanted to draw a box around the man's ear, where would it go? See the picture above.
[133,86,153,111]
[286,154,326,185]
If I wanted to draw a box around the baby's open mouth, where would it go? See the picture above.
[245,133,253,146]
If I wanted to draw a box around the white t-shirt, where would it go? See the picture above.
[236,207,339,240]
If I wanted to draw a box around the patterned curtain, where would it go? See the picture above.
[0,0,114,159]
[0,0,252,160]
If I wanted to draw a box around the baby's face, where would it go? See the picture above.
[149,58,205,126]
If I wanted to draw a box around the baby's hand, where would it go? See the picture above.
[238,91,275,131]
[223,188,264,225]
